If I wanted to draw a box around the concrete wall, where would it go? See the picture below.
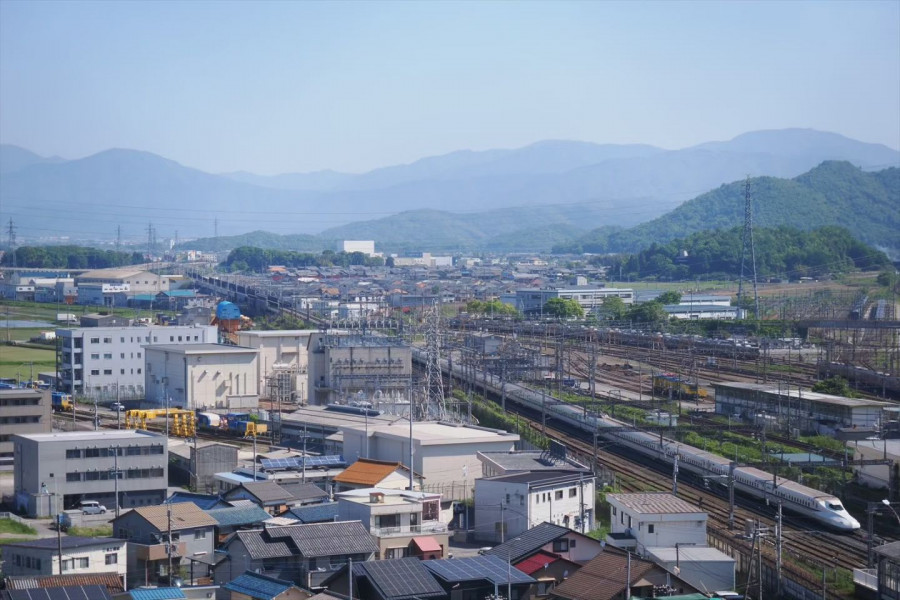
[144,347,258,410]
[236,330,312,402]
[0,389,50,465]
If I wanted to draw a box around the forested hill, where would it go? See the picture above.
[554,161,900,255]
[598,226,891,281]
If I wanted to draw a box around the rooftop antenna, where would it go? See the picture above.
[737,177,760,321]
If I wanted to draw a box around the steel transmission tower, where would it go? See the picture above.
[6,219,16,269]
[424,301,446,420]
[737,178,760,320]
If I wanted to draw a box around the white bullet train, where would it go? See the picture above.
[516,386,861,531]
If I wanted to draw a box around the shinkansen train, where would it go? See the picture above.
[512,383,860,531]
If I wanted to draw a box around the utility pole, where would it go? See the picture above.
[6,219,16,270]
[115,225,122,259]
[737,177,760,321]
[776,501,783,597]
[728,462,736,529]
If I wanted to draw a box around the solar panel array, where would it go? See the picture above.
[424,555,535,585]
[260,455,345,470]
[358,557,445,598]
[7,586,112,600]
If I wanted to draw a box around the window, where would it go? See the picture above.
[121,369,125,375]
[90,353,100,360]
[90,338,100,344]
[648,524,655,534]
[178,336,182,342]
[104,369,112,375]
[103,353,112,359]
[103,338,112,343]
[105,553,118,565]
[552,539,569,552]
[555,490,563,500]
[61,558,74,571]
[505,493,510,504]
[569,487,577,497]
[77,557,89,568]
[90,370,99,376]
[137,368,141,374]
[120,353,125,359]
[67,472,81,482]
[612,506,617,516]
[194,336,199,341]
[66,449,81,459]
[120,337,125,343]
[194,529,207,540]
[170,336,174,342]
[137,352,141,358]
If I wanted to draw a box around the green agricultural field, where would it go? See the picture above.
[0,345,56,381]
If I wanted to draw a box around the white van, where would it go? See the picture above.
[79,500,107,515]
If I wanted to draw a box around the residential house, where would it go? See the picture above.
[207,505,272,543]
[335,488,449,559]
[1,536,126,580]
[332,458,419,492]
[215,521,377,590]
[422,555,535,600]
[223,481,315,515]
[605,493,707,553]
[474,471,596,543]
[323,557,446,600]
[224,571,311,600]
[112,502,217,588]
[550,546,698,600]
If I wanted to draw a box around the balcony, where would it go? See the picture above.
[134,541,187,561]
[370,522,448,538]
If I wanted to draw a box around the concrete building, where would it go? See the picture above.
[75,267,172,301]
[510,286,635,314]
[307,333,411,406]
[645,546,736,593]
[341,421,519,498]
[56,324,217,399]
[144,343,259,410]
[335,488,449,559]
[713,382,889,435]
[337,240,376,256]
[0,536,127,579]
[852,439,900,490]
[168,439,239,494]
[12,430,168,517]
[236,330,312,403]
[0,388,51,467]
[474,470,596,543]
[605,493,707,553]
[113,502,217,588]
[477,449,590,478]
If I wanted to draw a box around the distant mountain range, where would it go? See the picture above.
[1,129,897,252]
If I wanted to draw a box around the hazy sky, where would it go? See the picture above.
[1,0,898,175]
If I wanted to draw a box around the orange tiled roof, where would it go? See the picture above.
[333,458,408,486]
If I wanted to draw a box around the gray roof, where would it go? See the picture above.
[282,502,339,524]
[484,522,571,562]
[229,481,295,504]
[266,521,377,557]
[354,557,446,599]
[208,505,272,527]
[478,450,588,473]
[233,530,294,560]
[277,481,330,502]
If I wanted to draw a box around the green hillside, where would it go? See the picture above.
[555,161,900,255]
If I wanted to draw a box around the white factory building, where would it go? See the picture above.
[56,324,217,399]
[144,344,259,410]
[337,240,377,256]
[341,421,519,499]
[510,286,635,314]
[236,330,313,403]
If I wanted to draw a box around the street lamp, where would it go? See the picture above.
[883,499,900,525]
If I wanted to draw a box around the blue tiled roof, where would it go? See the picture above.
[208,505,271,527]
[167,492,226,511]
[129,589,186,600]
[282,501,338,523]
[224,571,294,600]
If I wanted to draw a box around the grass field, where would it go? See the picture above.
[0,519,37,536]
[0,346,56,381]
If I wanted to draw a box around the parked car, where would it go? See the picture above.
[110,402,125,411]
[79,500,107,515]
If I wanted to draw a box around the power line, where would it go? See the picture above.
[737,177,760,321]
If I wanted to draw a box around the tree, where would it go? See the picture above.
[656,291,682,305]
[812,376,857,398]
[543,298,584,319]
[599,296,628,320]
[627,301,669,324]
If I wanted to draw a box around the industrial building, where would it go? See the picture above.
[713,382,889,435]
[55,324,217,400]
[167,439,239,494]
[12,430,168,517]
[236,329,313,403]
[0,388,51,467]
[341,421,519,498]
[144,343,259,410]
[337,240,376,256]
[663,304,743,320]
[307,333,411,406]
[74,267,172,306]
[509,286,635,314]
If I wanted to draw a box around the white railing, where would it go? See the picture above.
[853,568,877,589]
[370,522,448,537]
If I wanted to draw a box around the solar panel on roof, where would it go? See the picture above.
[7,587,112,600]
[424,556,535,586]
[359,558,445,598]
[260,455,346,470]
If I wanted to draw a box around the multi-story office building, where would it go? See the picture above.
[0,389,51,467]
[510,286,635,314]
[56,324,217,400]
[12,430,168,517]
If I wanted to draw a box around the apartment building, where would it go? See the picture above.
[12,430,168,518]
[56,324,217,399]
[0,389,51,467]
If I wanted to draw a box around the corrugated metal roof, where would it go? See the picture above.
[208,505,271,527]
[282,502,339,524]
[223,571,294,600]
[333,458,407,486]
[607,492,703,515]
[128,589,186,600]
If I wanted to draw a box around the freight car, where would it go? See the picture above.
[652,373,708,400]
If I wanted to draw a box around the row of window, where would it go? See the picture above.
[89,352,142,360]
[66,445,164,459]
[66,468,164,482]
[0,398,40,406]
[11,553,117,570]
[533,487,579,504]
[0,416,41,425]
[89,368,141,376]
[89,335,200,344]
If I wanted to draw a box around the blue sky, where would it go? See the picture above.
[1,0,898,175]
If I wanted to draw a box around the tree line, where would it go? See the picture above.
[224,247,386,271]
[0,246,145,269]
